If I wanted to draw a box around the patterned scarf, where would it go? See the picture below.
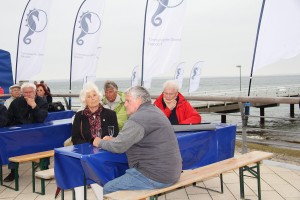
[83,104,103,138]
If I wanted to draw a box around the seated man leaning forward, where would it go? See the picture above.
[7,82,48,126]
[93,86,182,195]
[154,80,201,125]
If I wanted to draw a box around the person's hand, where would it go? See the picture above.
[93,137,101,147]
[24,97,37,109]
[102,136,113,140]
[166,99,177,111]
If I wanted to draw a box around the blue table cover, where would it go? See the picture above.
[54,124,236,189]
[45,110,74,122]
[0,119,72,165]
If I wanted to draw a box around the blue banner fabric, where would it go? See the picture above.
[0,49,14,94]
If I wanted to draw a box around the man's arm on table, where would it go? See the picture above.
[93,120,145,153]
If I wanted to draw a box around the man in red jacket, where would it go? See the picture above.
[154,80,201,125]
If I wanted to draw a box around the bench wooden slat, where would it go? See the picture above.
[9,150,54,163]
[104,151,273,200]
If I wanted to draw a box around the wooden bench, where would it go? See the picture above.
[104,151,273,200]
[5,150,54,193]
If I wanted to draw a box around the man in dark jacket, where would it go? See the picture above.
[4,82,48,182]
[8,82,48,125]
[0,104,9,127]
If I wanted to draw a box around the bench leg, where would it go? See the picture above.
[239,162,262,200]
[32,162,37,193]
[32,158,49,195]
[239,167,245,199]
[13,163,20,191]
[192,174,224,194]
[257,163,261,200]
[1,163,19,191]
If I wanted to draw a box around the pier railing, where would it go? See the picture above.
[188,84,300,97]
[1,92,299,153]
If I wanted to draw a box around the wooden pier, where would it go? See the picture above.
[1,85,299,126]
[190,94,299,125]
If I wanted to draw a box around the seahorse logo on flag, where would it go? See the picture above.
[76,11,101,45]
[151,0,185,27]
[192,67,201,80]
[23,9,48,45]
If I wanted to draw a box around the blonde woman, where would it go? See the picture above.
[71,82,118,200]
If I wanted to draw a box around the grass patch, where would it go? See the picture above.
[235,141,300,157]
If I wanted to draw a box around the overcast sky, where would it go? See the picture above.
[1,0,300,81]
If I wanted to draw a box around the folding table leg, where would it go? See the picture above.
[0,165,2,185]
[61,189,64,200]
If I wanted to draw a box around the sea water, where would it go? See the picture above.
[46,75,300,144]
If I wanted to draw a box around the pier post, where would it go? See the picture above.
[221,114,226,123]
[259,108,265,127]
[290,104,295,118]
[238,102,248,154]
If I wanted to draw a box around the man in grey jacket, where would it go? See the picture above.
[93,86,182,194]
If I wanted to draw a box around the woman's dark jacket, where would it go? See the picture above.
[72,107,119,145]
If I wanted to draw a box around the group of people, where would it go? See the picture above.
[0,80,53,120]
[68,80,201,199]
[0,83,49,127]
[0,82,49,181]
[1,80,52,111]
[0,79,202,199]
[0,80,52,182]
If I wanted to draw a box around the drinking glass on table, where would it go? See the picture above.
[96,128,102,138]
[108,126,114,137]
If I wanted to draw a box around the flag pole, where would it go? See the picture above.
[68,0,86,109]
[15,0,31,84]
[248,0,266,96]
[242,0,266,153]
[141,0,149,87]
[188,67,192,96]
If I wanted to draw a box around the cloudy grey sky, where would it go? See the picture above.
[1,0,300,81]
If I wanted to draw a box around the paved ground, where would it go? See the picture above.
[1,155,300,200]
